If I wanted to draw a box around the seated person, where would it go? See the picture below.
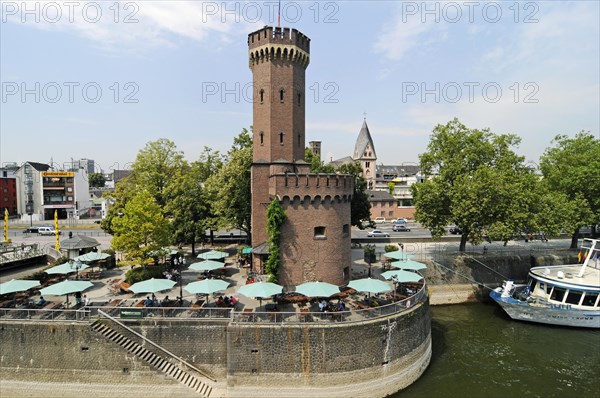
[216,296,224,306]
[338,300,346,311]
[175,296,183,306]
[230,296,237,306]
[161,295,171,306]
[37,296,47,307]
[319,300,327,312]
[369,297,379,307]
[144,296,153,307]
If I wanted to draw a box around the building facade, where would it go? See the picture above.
[249,26,353,287]
[0,166,18,216]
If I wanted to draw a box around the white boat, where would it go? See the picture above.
[490,238,600,328]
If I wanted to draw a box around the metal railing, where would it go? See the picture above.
[0,285,427,324]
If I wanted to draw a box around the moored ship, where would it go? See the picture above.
[490,238,600,328]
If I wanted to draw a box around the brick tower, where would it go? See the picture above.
[248,26,353,287]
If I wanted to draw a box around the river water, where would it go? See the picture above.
[393,302,600,398]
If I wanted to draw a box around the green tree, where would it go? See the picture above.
[387,182,395,196]
[165,161,210,256]
[111,190,171,266]
[304,147,335,173]
[539,132,600,247]
[89,173,106,188]
[204,128,253,241]
[129,138,185,208]
[338,162,371,229]
[412,118,535,251]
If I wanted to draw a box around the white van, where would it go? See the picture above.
[38,227,60,236]
[374,217,386,224]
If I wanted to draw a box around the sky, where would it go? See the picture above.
[1,0,599,173]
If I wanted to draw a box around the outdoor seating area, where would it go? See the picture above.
[1,244,428,324]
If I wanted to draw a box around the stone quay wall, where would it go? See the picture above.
[0,301,431,398]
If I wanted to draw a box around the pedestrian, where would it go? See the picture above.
[75,291,82,305]
[83,295,90,306]
[68,231,73,239]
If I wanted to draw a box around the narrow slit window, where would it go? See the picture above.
[260,89,264,103]
[279,132,284,144]
[260,132,264,145]
[280,89,285,102]
[297,92,302,106]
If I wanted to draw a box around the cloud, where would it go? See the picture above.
[3,1,263,53]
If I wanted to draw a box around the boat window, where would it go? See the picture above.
[528,279,537,292]
[550,287,566,303]
[581,292,599,307]
[564,290,583,305]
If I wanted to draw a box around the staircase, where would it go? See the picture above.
[91,320,213,397]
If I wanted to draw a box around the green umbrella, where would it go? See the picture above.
[196,250,229,260]
[238,282,283,298]
[295,281,340,298]
[383,251,415,260]
[241,247,253,254]
[381,270,424,282]
[348,278,392,295]
[40,280,94,306]
[129,278,176,294]
[0,279,40,295]
[184,279,230,295]
[238,281,283,309]
[45,261,89,275]
[389,260,427,271]
[189,260,226,272]
[74,252,111,263]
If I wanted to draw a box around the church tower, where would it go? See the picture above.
[248,26,353,287]
[353,120,377,190]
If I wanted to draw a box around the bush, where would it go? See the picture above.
[125,266,165,284]
[384,244,398,253]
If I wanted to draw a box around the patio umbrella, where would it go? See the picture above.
[348,278,392,295]
[389,260,427,271]
[0,279,40,295]
[74,252,111,263]
[184,280,230,302]
[45,261,89,275]
[238,281,283,308]
[381,270,424,282]
[295,281,340,298]
[40,279,93,306]
[189,260,226,272]
[128,278,176,294]
[241,247,253,255]
[196,250,229,260]
[383,251,415,260]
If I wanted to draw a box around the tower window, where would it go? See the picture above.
[314,226,326,239]
[342,224,350,236]
[297,92,302,106]
[279,132,284,144]
[260,89,264,103]
[298,134,301,145]
[279,89,285,102]
[260,132,264,145]
[365,161,370,168]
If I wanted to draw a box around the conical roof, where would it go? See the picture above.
[353,120,377,160]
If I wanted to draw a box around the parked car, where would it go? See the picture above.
[449,226,462,235]
[367,229,390,237]
[392,224,411,232]
[374,217,386,224]
[22,226,39,234]
[392,218,407,224]
[38,227,61,236]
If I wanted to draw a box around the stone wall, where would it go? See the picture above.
[0,301,431,398]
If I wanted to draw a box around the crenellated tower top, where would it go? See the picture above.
[248,26,310,69]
